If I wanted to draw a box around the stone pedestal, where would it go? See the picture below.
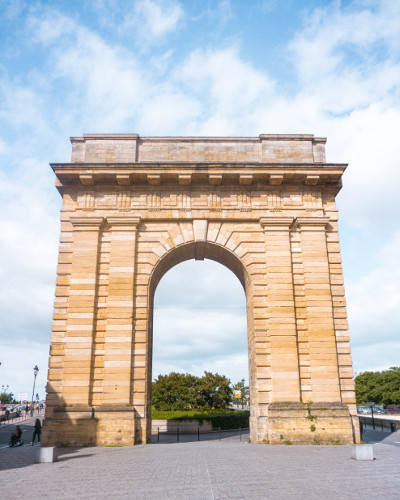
[42,405,136,447]
[267,402,354,444]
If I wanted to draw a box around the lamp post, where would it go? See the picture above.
[241,378,245,409]
[366,401,375,430]
[31,365,39,416]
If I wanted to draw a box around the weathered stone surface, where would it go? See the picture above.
[42,134,358,446]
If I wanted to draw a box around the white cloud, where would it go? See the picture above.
[328,103,400,233]
[1,0,400,396]
[290,1,400,112]
[0,340,50,400]
[139,91,201,133]
[177,47,276,135]
[153,260,248,382]
[347,231,400,348]
[132,0,184,44]
[0,84,47,132]
[0,157,59,351]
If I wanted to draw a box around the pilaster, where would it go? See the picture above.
[260,217,300,402]
[63,216,103,405]
[295,217,341,402]
[102,216,141,405]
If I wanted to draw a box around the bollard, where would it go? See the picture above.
[390,422,396,433]
[36,447,57,463]
[157,427,159,442]
[351,444,374,461]
[197,427,200,441]
[219,427,221,441]
[177,426,179,442]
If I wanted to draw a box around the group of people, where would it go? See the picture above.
[2,402,45,420]
[10,419,42,446]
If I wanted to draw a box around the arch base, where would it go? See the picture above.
[262,402,356,445]
[41,406,136,447]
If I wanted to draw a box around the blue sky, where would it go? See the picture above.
[0,0,399,399]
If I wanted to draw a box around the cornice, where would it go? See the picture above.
[51,162,346,193]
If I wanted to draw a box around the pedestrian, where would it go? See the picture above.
[11,424,22,445]
[32,419,41,445]
[25,405,29,417]
[5,408,10,421]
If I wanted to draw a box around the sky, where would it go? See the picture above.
[0,0,399,400]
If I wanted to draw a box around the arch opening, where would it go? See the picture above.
[146,242,253,441]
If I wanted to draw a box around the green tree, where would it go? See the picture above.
[198,371,233,409]
[152,371,233,411]
[355,367,400,405]
[0,392,15,404]
[152,372,199,411]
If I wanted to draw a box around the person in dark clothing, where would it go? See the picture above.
[10,425,22,446]
[32,419,41,445]
[5,408,9,421]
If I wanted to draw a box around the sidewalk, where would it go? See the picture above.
[1,432,399,499]
[0,409,45,427]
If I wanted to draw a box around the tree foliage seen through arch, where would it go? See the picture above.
[355,367,400,404]
[152,371,233,411]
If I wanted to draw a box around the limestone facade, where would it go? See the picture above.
[42,134,359,446]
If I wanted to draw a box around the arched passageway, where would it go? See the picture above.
[142,241,255,443]
[152,258,248,387]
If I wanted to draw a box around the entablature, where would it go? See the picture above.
[52,162,346,194]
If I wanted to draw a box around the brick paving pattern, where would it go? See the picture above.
[1,431,399,500]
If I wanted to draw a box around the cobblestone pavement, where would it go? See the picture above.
[1,432,399,499]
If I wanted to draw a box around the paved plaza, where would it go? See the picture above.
[1,428,399,499]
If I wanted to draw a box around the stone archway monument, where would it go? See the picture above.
[42,134,359,446]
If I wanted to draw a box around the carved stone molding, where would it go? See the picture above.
[107,216,141,230]
[70,216,104,231]
[260,216,294,231]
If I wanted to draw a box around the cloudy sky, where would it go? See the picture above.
[0,0,399,400]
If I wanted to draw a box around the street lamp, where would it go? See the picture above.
[366,401,375,430]
[31,365,39,416]
[241,378,245,409]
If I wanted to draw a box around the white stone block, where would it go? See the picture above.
[351,444,374,461]
[35,447,57,463]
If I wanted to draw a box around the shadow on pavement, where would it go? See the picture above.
[57,453,95,462]
[362,427,391,444]
[0,445,95,471]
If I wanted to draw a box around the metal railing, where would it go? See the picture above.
[358,415,397,435]
[152,426,250,443]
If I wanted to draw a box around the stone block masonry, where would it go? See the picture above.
[42,134,358,446]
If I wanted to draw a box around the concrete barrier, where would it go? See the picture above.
[35,447,57,463]
[351,444,374,461]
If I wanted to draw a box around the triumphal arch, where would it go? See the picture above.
[42,134,359,446]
